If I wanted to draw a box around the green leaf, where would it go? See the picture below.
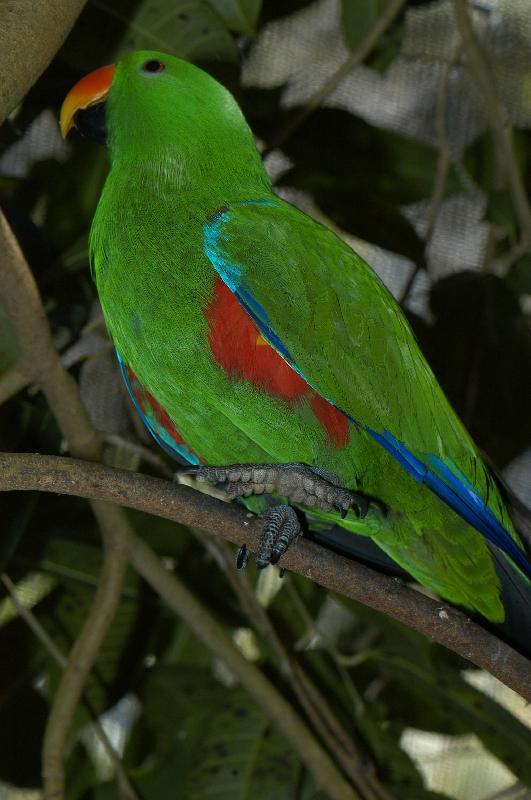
[366,19,403,73]
[486,190,517,238]
[358,712,425,788]
[341,0,391,51]
[129,666,301,799]
[206,0,262,37]
[59,0,240,72]
[39,584,141,726]
[508,254,531,295]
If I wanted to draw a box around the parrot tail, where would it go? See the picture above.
[487,483,531,658]
[311,516,531,662]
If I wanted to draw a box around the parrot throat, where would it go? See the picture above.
[106,110,271,203]
[75,102,107,146]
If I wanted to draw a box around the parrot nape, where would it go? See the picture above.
[60,51,531,649]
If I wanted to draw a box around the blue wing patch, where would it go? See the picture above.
[203,202,531,579]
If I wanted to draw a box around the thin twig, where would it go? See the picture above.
[263,0,408,156]
[453,0,531,247]
[286,579,368,718]
[0,451,529,702]
[0,573,138,800]
[41,503,131,800]
[1,573,67,667]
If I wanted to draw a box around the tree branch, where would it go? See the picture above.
[1,8,530,790]
[0,212,102,461]
[0,451,529,702]
[0,0,88,125]
[0,363,30,406]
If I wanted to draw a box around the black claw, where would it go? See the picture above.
[279,567,286,578]
[355,496,370,519]
[236,544,249,570]
[340,508,348,519]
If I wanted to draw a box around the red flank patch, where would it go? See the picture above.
[206,277,349,449]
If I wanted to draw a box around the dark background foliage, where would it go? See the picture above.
[0,1,530,798]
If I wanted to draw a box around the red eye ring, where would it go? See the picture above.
[142,59,165,74]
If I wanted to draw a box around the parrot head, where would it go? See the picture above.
[61,49,270,196]
[60,51,260,165]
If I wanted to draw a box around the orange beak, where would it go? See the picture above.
[60,64,115,138]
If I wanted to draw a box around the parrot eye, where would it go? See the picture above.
[141,59,166,74]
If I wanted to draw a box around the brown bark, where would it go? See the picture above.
[0,0,88,125]
[1,451,530,703]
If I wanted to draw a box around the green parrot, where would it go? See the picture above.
[60,50,531,627]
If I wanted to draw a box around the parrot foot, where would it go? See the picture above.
[256,505,302,569]
[184,462,369,518]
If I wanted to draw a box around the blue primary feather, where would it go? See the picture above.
[369,428,531,577]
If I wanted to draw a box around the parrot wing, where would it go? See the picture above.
[203,198,530,577]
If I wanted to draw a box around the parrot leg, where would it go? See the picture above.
[185,463,370,569]
[236,508,299,571]
[256,505,301,569]
[184,462,369,518]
